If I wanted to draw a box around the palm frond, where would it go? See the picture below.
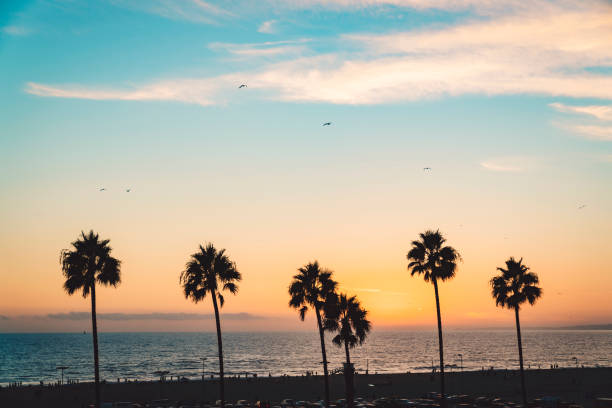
[60,231,121,298]
[324,292,370,350]
[491,257,542,309]
[180,243,240,306]
[408,230,460,285]
[63,274,87,297]
[223,282,238,294]
[97,256,121,286]
[288,261,338,323]
[299,305,308,321]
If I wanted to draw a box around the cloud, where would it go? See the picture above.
[266,0,561,15]
[550,102,612,141]
[258,20,276,34]
[480,157,533,172]
[209,39,310,58]
[350,288,409,295]
[109,0,233,24]
[550,103,612,121]
[352,288,382,293]
[273,1,612,104]
[2,25,31,36]
[25,1,612,106]
[564,124,612,141]
[46,312,264,320]
[112,0,560,20]
[25,77,236,106]
[466,311,490,318]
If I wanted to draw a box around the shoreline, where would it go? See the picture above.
[3,365,610,388]
[2,368,611,408]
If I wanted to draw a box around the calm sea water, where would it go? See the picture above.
[0,331,610,386]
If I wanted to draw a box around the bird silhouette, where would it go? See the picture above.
[322,122,332,126]
[578,204,587,210]
[238,84,247,88]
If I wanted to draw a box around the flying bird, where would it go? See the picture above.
[238,84,247,88]
[578,204,587,210]
[322,122,332,126]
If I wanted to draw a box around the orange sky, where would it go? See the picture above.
[1,188,610,331]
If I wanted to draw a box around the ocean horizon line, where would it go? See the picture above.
[1,325,611,335]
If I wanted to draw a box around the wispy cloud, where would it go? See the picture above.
[46,312,264,320]
[2,25,31,36]
[25,77,236,106]
[480,156,534,172]
[265,0,560,15]
[551,101,612,141]
[209,39,310,58]
[109,0,234,24]
[258,20,276,34]
[112,0,561,20]
[550,103,612,121]
[480,162,523,172]
[353,288,382,293]
[350,288,409,295]
[564,124,612,141]
[25,1,612,106]
[466,311,489,318]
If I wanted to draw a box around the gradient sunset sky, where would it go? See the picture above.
[1,0,611,332]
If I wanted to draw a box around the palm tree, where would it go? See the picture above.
[406,230,460,404]
[180,243,241,408]
[491,257,542,407]
[60,230,121,408]
[325,293,371,408]
[288,261,338,408]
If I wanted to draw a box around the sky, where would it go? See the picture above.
[0,0,611,332]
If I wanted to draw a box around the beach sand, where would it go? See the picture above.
[1,368,610,408]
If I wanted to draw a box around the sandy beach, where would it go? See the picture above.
[1,368,611,408]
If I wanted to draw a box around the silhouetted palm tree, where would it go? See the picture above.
[407,230,460,404]
[288,261,338,408]
[60,230,121,408]
[491,257,542,407]
[180,243,241,408]
[325,293,371,408]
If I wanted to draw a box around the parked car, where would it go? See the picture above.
[281,399,295,408]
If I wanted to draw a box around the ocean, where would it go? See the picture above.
[0,330,610,386]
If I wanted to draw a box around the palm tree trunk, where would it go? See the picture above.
[433,279,445,405]
[344,341,354,408]
[515,307,528,407]
[315,306,330,408]
[344,341,351,365]
[90,284,101,408]
[211,290,225,408]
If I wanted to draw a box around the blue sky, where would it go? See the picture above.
[1,0,611,331]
